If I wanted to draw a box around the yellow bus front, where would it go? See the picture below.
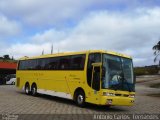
[86,52,135,106]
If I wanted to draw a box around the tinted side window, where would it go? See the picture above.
[18,54,86,70]
[35,58,46,70]
[36,58,59,70]
[87,53,101,87]
[70,55,85,70]
[58,56,70,70]
[30,60,37,70]
[35,59,42,70]
[19,60,27,70]
[48,57,59,70]
[26,60,32,70]
[18,60,26,70]
[43,58,51,70]
[19,60,37,70]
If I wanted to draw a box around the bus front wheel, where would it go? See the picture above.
[75,90,85,107]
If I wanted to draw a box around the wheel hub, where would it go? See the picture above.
[77,95,84,104]
[26,87,29,93]
[32,88,36,94]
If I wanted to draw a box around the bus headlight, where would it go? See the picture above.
[103,92,115,96]
[106,99,112,105]
[129,94,135,98]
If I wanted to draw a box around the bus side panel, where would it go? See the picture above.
[67,71,87,98]
[39,71,70,93]
[16,70,87,99]
[37,71,86,99]
[16,71,42,90]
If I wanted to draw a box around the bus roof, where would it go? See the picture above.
[19,50,132,60]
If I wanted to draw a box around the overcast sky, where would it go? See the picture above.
[0,0,160,66]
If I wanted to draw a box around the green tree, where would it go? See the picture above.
[3,55,10,60]
[153,41,160,65]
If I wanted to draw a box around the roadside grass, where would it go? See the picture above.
[147,93,160,97]
[150,83,160,88]
[147,82,160,97]
[136,77,160,83]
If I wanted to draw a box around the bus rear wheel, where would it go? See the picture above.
[25,83,30,95]
[31,84,37,96]
[12,81,15,85]
[75,90,85,107]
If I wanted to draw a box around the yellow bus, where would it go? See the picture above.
[16,50,135,107]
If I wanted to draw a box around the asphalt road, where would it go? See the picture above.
[0,75,160,119]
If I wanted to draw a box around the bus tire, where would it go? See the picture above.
[31,83,37,96]
[106,105,111,109]
[25,83,30,95]
[12,81,15,85]
[75,90,85,107]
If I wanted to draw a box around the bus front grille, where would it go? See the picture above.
[115,94,129,97]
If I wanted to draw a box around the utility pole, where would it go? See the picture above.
[58,48,59,53]
[51,44,53,54]
[42,49,44,55]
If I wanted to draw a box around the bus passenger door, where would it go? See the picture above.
[90,65,101,104]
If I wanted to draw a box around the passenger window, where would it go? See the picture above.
[35,59,42,70]
[48,58,59,70]
[71,55,85,70]
[58,57,70,70]
[18,54,86,71]
[42,59,50,70]
[18,61,24,70]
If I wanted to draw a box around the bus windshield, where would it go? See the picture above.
[102,54,135,92]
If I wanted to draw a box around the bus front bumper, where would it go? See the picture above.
[100,96,135,106]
